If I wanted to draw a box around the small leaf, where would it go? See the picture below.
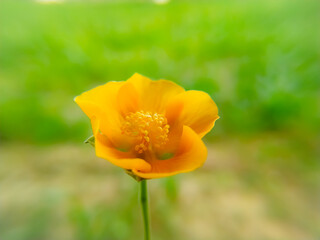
[84,135,95,147]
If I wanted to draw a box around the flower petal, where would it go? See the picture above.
[132,126,207,179]
[74,81,124,135]
[74,81,124,119]
[166,90,219,138]
[75,81,136,149]
[127,73,185,113]
[117,82,140,116]
[152,119,183,157]
[94,120,151,172]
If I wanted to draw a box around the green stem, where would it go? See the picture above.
[140,180,151,240]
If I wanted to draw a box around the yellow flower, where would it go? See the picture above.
[75,73,219,179]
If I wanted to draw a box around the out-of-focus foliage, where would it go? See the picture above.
[1,137,319,240]
[1,0,319,143]
[1,0,319,240]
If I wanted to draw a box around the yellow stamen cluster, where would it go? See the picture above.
[121,111,170,153]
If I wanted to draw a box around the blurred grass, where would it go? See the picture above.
[0,0,320,239]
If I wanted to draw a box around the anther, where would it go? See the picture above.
[121,110,170,153]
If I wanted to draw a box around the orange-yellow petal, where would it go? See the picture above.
[132,126,207,179]
[75,81,135,149]
[94,127,151,172]
[74,81,123,119]
[166,90,219,138]
[152,119,183,157]
[74,81,124,135]
[127,73,185,113]
[116,82,140,116]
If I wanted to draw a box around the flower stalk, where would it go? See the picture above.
[140,180,151,240]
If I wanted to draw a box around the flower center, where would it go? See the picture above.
[121,111,170,153]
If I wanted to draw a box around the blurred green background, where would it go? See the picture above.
[0,0,319,239]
